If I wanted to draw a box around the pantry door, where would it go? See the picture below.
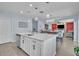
[0,19,12,44]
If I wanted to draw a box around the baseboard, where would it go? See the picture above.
[0,39,16,44]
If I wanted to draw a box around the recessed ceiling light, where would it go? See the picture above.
[20,10,23,14]
[29,4,33,7]
[46,14,50,18]
[35,17,38,21]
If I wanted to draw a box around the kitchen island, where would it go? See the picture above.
[16,32,58,56]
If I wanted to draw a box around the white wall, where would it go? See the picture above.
[74,19,78,42]
[0,12,33,44]
[0,14,13,44]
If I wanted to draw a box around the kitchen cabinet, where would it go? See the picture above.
[30,39,41,56]
[41,37,56,56]
[20,36,41,56]
[25,37,30,55]
[20,36,26,51]
[19,33,57,56]
[20,36,30,55]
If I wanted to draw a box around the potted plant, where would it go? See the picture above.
[74,47,79,56]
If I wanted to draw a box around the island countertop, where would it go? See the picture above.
[16,32,58,41]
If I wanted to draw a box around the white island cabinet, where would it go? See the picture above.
[30,38,41,56]
[19,33,57,56]
[20,36,30,55]
[20,36,41,56]
[20,35,26,51]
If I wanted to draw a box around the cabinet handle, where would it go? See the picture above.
[33,45,35,50]
[22,40,24,44]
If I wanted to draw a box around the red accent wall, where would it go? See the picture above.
[52,24,57,31]
[66,22,73,32]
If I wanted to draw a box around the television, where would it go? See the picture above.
[58,25,64,29]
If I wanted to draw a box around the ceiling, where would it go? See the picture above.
[0,2,79,19]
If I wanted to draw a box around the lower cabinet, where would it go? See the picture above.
[25,37,30,55]
[30,39,41,56]
[20,36,26,52]
[20,35,56,56]
[20,36,41,56]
